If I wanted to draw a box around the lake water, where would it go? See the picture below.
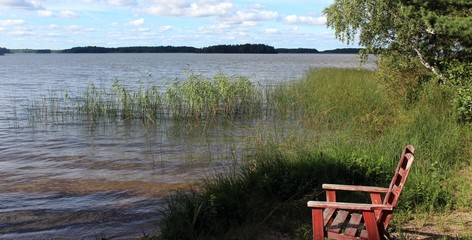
[0,53,373,239]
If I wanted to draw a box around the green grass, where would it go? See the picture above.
[157,68,472,239]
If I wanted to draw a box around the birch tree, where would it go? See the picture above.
[324,0,472,83]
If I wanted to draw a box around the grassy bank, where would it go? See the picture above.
[157,68,472,239]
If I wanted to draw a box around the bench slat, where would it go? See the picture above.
[322,184,389,193]
[323,208,336,224]
[344,213,362,236]
[328,210,349,233]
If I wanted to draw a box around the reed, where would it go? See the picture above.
[25,73,264,124]
[163,73,262,119]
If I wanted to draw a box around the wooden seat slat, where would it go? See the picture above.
[323,208,336,224]
[344,213,362,237]
[328,210,349,233]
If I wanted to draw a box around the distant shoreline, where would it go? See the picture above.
[1,44,362,54]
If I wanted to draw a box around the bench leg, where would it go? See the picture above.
[312,208,324,240]
[363,211,381,240]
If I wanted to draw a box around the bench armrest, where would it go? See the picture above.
[307,201,393,211]
[323,184,389,193]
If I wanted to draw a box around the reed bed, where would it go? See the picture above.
[165,73,263,119]
[25,73,265,125]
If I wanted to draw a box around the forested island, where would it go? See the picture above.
[0,47,11,55]
[1,44,362,54]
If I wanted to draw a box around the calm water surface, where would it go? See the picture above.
[0,53,372,239]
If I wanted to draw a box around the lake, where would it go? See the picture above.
[0,53,373,239]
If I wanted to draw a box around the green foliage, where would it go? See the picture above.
[324,0,472,83]
[446,61,472,123]
[324,0,472,124]
[454,86,472,123]
[376,53,433,105]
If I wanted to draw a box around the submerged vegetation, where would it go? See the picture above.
[157,68,472,240]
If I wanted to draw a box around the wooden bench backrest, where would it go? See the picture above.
[379,145,415,227]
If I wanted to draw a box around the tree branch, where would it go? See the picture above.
[413,47,445,82]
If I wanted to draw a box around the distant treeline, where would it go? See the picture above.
[7,49,52,54]
[2,44,363,54]
[0,47,11,54]
[62,44,277,54]
[277,48,320,54]
[321,48,362,54]
[200,44,277,53]
[62,46,198,53]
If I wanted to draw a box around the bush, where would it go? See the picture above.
[376,53,432,105]
[454,86,472,123]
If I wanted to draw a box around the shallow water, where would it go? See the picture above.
[0,53,371,239]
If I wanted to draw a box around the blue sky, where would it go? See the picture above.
[0,0,357,50]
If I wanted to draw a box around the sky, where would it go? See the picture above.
[0,0,357,50]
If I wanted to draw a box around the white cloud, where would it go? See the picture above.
[241,21,256,27]
[136,27,149,32]
[44,32,66,37]
[9,30,35,36]
[146,0,233,17]
[127,18,144,26]
[65,25,82,33]
[84,27,96,32]
[0,19,26,26]
[159,25,173,32]
[0,0,43,10]
[59,10,77,18]
[107,0,137,6]
[285,15,327,25]
[188,1,232,17]
[197,23,231,34]
[235,10,279,22]
[37,10,53,17]
[249,4,264,10]
[47,24,59,29]
[265,28,278,34]
[37,10,77,18]
[82,0,137,6]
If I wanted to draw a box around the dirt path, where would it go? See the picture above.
[395,211,472,239]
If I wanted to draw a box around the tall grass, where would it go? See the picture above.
[158,68,472,239]
[164,73,262,119]
[25,73,264,125]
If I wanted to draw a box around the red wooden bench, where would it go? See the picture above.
[307,145,415,240]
